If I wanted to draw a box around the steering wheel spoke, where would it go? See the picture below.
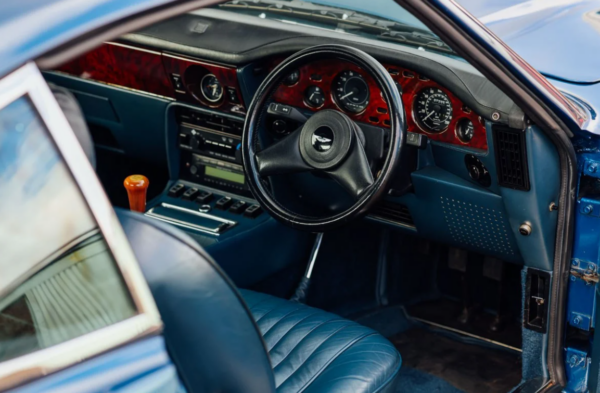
[325,135,374,199]
[255,128,311,176]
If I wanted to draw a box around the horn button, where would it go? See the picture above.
[299,110,355,170]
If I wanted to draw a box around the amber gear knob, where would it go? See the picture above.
[123,175,149,213]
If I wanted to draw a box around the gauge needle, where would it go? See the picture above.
[211,86,218,96]
[310,93,315,100]
[340,91,354,100]
[422,111,436,121]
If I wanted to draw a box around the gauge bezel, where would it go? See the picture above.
[200,73,224,103]
[455,118,475,144]
[332,70,370,115]
[304,85,326,109]
[412,87,453,134]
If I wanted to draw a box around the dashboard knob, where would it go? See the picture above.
[272,119,288,134]
[519,222,533,236]
[190,165,198,175]
[468,164,481,181]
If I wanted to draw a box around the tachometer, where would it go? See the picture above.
[333,70,370,114]
[414,87,453,133]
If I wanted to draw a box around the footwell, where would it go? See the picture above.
[392,329,522,393]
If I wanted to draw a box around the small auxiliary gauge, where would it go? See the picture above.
[200,74,223,103]
[284,69,300,86]
[305,86,325,108]
[456,118,475,143]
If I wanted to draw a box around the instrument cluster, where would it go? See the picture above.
[271,59,488,150]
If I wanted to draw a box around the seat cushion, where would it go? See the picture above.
[240,289,401,393]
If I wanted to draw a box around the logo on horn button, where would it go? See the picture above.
[311,126,334,152]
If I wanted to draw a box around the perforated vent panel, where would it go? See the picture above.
[493,126,530,191]
[440,197,515,257]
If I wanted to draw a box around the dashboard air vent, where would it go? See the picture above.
[493,126,530,191]
[370,201,414,227]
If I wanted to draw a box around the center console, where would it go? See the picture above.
[144,105,265,240]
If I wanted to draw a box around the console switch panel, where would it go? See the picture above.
[196,191,214,204]
[229,200,248,214]
[182,187,200,200]
[244,204,263,219]
[168,183,186,197]
[215,196,233,210]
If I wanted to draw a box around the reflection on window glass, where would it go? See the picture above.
[0,96,136,362]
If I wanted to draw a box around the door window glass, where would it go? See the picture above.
[0,96,136,362]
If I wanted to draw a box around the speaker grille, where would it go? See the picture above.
[493,126,530,191]
[441,197,515,257]
[370,201,414,227]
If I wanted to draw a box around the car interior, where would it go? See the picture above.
[38,1,565,392]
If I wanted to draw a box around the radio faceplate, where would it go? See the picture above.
[177,107,250,197]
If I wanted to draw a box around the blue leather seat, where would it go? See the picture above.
[119,209,401,393]
[55,87,401,393]
[242,289,401,392]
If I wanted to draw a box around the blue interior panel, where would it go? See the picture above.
[398,165,523,263]
[44,72,170,166]
[499,125,560,271]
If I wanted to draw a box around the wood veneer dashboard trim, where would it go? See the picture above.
[271,59,488,150]
[57,42,246,113]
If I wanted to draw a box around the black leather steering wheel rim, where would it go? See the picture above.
[242,44,406,232]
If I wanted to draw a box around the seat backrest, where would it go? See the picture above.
[118,209,276,393]
[51,83,276,393]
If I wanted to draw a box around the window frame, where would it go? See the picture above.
[0,63,162,391]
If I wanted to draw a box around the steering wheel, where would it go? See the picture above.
[242,45,406,232]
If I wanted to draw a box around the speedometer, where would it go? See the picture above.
[414,87,453,133]
[332,70,370,114]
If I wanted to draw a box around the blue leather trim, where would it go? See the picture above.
[241,290,401,393]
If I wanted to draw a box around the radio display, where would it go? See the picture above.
[205,165,245,184]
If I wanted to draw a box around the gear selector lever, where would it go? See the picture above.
[124,175,149,213]
[291,233,324,303]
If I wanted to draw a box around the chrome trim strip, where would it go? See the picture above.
[0,63,162,391]
[145,203,237,235]
[368,215,417,230]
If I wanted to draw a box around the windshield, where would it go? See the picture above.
[214,0,456,56]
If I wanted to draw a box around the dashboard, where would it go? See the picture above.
[58,42,488,151]
[46,9,564,271]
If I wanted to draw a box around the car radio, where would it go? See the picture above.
[177,107,250,197]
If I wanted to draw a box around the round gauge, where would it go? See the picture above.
[200,74,223,103]
[284,69,300,86]
[333,70,370,114]
[414,87,453,133]
[456,118,475,143]
[304,85,325,108]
